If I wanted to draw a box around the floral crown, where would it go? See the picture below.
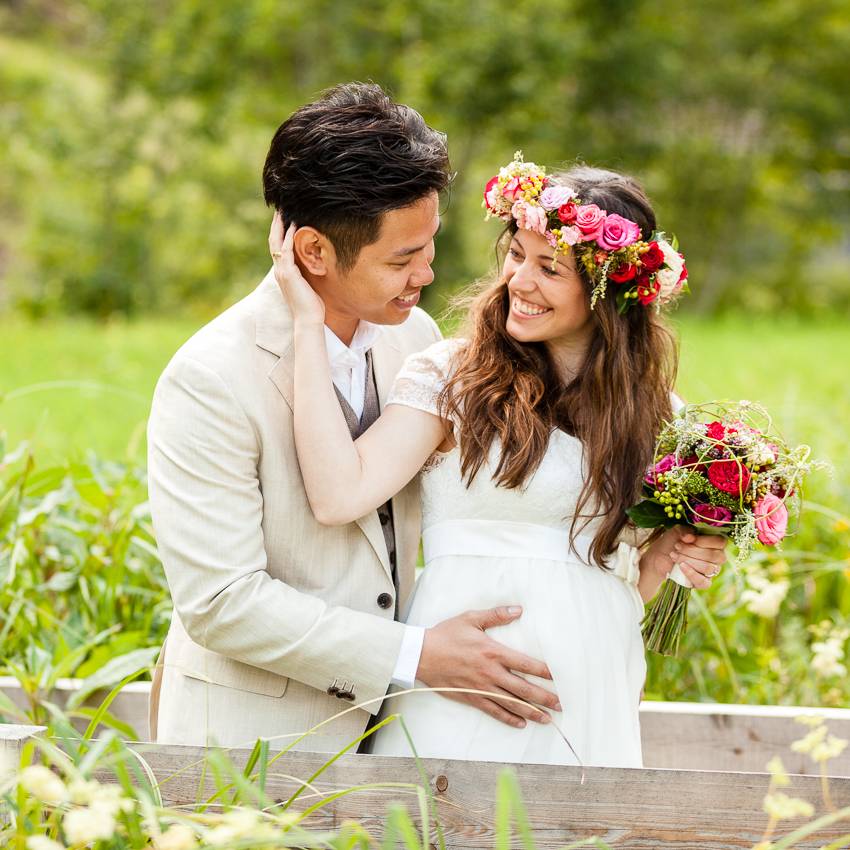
[483,152,689,312]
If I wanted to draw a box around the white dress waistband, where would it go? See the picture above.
[422,519,642,589]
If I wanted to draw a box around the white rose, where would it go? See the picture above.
[655,241,685,302]
[63,806,116,845]
[20,766,67,804]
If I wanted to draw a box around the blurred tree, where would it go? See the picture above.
[1,0,848,317]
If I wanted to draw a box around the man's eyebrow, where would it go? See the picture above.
[390,218,442,257]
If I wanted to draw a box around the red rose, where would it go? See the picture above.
[557,202,578,224]
[708,459,751,496]
[636,272,660,305]
[705,421,726,442]
[678,260,688,283]
[609,262,637,283]
[640,242,664,272]
[483,175,499,209]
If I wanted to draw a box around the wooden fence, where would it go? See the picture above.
[3,721,850,849]
[3,677,850,776]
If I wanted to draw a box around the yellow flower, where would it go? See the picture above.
[765,756,791,787]
[763,792,814,820]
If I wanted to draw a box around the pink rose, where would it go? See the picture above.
[645,453,678,485]
[574,204,606,241]
[483,175,499,210]
[558,225,582,245]
[539,185,577,212]
[692,503,733,527]
[754,494,788,545]
[597,214,641,251]
[511,200,548,235]
[502,177,523,201]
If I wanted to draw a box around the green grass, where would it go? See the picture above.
[0,317,199,462]
[1,314,847,482]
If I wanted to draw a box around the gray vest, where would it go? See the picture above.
[333,351,398,591]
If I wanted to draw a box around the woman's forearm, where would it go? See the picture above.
[292,321,368,524]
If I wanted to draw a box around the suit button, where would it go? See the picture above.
[380,512,390,526]
[377,592,393,609]
[327,685,339,696]
[341,691,356,701]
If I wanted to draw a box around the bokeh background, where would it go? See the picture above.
[1,1,849,720]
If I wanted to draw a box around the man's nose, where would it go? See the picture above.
[412,255,435,287]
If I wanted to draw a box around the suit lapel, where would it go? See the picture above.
[370,333,415,586]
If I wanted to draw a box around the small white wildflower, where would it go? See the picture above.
[67,778,100,805]
[763,792,814,820]
[153,823,198,850]
[791,724,828,755]
[741,575,789,618]
[810,734,848,763]
[20,765,68,804]
[811,637,848,678]
[748,442,776,467]
[63,806,117,845]
[204,808,275,846]
[26,837,66,850]
[766,756,791,787]
[794,714,826,728]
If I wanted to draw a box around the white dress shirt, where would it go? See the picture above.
[324,323,425,689]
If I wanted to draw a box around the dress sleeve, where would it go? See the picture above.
[386,339,464,418]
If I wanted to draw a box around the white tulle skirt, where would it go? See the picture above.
[370,521,647,767]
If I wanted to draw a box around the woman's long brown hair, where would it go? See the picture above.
[440,165,679,566]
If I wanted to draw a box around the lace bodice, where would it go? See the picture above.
[386,339,605,536]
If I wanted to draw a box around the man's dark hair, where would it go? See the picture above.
[263,82,451,271]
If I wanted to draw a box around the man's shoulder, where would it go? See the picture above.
[160,279,274,387]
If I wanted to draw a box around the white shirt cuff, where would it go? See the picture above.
[390,625,425,689]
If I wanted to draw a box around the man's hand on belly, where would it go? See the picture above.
[415,606,561,727]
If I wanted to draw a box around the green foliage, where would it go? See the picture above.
[1,1,849,317]
[0,436,170,727]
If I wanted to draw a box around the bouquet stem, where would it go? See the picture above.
[641,578,691,656]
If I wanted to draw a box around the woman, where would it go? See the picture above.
[271,157,725,767]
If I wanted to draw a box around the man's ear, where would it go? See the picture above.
[293,227,337,277]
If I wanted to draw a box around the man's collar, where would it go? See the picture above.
[324,320,384,366]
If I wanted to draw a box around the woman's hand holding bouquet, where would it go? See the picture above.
[629,401,817,655]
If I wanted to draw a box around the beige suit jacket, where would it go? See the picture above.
[147,271,441,751]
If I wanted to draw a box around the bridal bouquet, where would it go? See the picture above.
[628,401,816,656]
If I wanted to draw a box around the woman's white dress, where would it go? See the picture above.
[369,340,647,768]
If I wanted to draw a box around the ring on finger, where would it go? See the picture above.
[271,251,283,259]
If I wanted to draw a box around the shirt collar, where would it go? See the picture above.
[323,321,384,368]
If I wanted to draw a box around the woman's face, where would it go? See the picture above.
[503,229,594,346]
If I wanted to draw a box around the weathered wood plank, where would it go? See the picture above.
[123,742,850,850]
[639,702,850,777]
[0,724,46,764]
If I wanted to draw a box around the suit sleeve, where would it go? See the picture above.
[147,355,405,712]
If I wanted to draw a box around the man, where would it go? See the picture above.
[147,82,559,751]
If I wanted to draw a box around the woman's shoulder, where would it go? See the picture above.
[401,337,467,378]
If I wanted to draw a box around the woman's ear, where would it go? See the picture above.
[293,227,335,277]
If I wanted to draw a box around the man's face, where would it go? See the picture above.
[313,192,440,327]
